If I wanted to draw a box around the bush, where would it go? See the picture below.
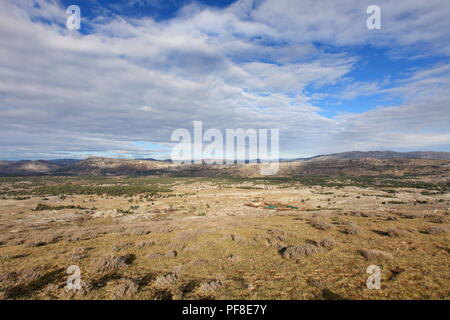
[196,280,223,297]
[108,279,139,299]
[317,237,336,250]
[360,249,393,263]
[280,244,319,260]
[383,228,410,237]
[342,224,360,235]
[94,254,135,273]
[422,226,449,235]
[309,218,332,231]
[33,204,87,211]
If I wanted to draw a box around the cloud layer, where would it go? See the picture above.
[0,0,449,159]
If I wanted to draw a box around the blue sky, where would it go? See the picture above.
[0,0,449,160]
[59,0,238,21]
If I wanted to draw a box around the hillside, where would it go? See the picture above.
[0,160,59,175]
[0,152,449,178]
[297,151,450,161]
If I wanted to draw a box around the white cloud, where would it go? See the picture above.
[0,0,449,159]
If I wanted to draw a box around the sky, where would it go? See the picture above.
[0,0,449,160]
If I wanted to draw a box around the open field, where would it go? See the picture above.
[2,0,450,305]
[0,174,449,300]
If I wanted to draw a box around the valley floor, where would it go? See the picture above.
[0,176,449,299]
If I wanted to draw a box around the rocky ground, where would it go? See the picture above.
[0,176,449,299]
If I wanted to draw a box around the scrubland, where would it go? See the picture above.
[0,175,449,299]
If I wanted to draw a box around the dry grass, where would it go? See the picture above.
[317,237,336,250]
[421,225,449,235]
[309,217,333,231]
[382,227,411,237]
[428,216,448,224]
[94,254,135,273]
[280,244,320,260]
[359,249,394,263]
[195,280,223,298]
[25,231,62,247]
[342,224,361,235]
[0,175,449,300]
[107,279,139,299]
[400,212,424,219]
[135,240,155,248]
[153,273,179,289]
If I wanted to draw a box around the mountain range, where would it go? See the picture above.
[1,150,449,177]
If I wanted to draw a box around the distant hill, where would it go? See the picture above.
[292,151,450,161]
[55,156,177,175]
[0,160,59,175]
[47,159,82,166]
[1,151,449,176]
[135,158,173,163]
